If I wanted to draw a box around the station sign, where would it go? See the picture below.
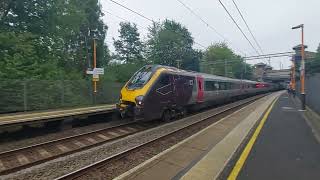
[93,68,104,75]
[86,68,104,75]
[86,68,104,82]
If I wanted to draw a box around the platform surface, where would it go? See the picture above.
[235,93,320,180]
[0,104,115,126]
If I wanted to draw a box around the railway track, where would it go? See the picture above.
[55,94,267,180]
[0,121,160,175]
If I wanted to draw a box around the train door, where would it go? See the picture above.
[145,73,173,119]
[196,76,204,102]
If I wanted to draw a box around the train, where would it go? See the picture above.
[116,65,278,121]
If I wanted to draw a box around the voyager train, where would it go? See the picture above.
[117,65,277,121]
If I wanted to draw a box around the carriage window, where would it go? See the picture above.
[192,80,197,92]
[225,82,231,90]
[215,82,219,90]
[219,82,226,90]
[205,81,218,91]
[205,81,211,91]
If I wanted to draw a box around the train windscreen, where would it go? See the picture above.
[127,66,153,89]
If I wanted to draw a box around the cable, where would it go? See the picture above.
[245,54,293,60]
[176,0,222,38]
[103,10,147,29]
[194,41,206,48]
[231,0,264,54]
[245,51,294,59]
[201,51,295,66]
[103,9,205,48]
[175,0,245,55]
[107,0,207,48]
[218,0,260,55]
[109,0,154,23]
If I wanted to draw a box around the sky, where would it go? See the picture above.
[100,0,320,70]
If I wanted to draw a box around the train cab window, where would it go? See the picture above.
[127,66,153,89]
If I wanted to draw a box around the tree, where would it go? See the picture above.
[0,32,62,79]
[306,43,320,74]
[147,19,200,71]
[0,0,109,79]
[182,49,202,72]
[113,22,144,63]
[201,43,252,79]
[79,0,109,69]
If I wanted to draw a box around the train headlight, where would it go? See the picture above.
[135,95,144,106]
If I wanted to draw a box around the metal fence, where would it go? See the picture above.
[0,79,124,114]
[296,73,320,114]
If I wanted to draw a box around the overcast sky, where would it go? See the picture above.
[100,0,320,70]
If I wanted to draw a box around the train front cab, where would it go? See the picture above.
[118,66,195,121]
[117,65,163,120]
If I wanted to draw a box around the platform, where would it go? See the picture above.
[228,93,320,180]
[0,104,115,126]
[114,92,283,180]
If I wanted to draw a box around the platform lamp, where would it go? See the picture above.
[292,24,306,110]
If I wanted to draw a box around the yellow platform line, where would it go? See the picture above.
[228,97,278,180]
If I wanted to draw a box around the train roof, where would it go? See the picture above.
[154,65,260,84]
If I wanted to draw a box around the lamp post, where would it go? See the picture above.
[292,24,306,110]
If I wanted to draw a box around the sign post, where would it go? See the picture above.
[86,39,105,97]
[93,39,97,93]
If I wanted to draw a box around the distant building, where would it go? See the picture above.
[292,44,316,61]
[253,63,272,81]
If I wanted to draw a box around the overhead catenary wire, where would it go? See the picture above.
[103,10,148,29]
[201,51,296,66]
[231,0,264,54]
[202,57,289,66]
[245,51,294,59]
[108,0,206,49]
[218,0,260,56]
[109,0,154,23]
[175,0,246,55]
[103,9,206,49]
